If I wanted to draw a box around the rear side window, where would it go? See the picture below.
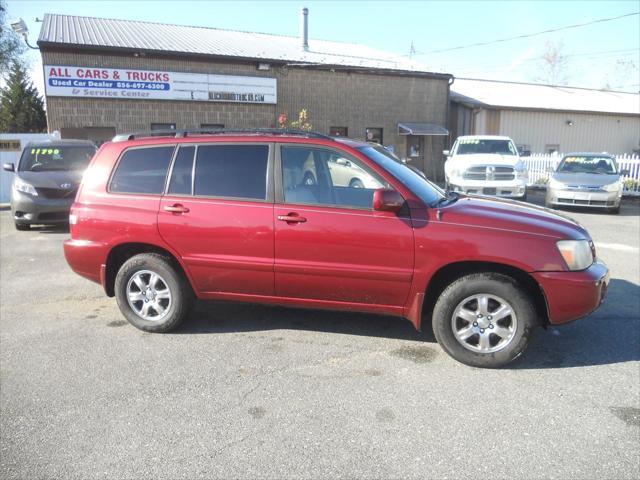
[168,146,195,195]
[194,145,268,200]
[110,146,175,194]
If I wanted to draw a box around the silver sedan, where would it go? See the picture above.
[545,153,627,214]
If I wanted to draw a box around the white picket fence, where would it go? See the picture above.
[523,153,640,196]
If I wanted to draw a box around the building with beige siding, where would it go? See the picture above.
[37,12,453,180]
[450,78,640,155]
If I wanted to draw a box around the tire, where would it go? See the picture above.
[518,192,527,202]
[14,222,30,231]
[114,253,194,333]
[607,205,620,214]
[432,273,537,368]
[302,172,316,186]
[349,178,364,188]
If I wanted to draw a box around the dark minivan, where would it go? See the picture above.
[3,140,97,230]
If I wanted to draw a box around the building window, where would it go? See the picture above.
[329,127,348,137]
[545,144,560,155]
[201,123,225,129]
[150,123,176,131]
[366,128,383,144]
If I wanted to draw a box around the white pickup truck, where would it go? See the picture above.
[444,135,528,200]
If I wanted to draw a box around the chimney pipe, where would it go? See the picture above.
[300,7,309,51]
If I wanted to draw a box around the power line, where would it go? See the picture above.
[442,48,639,71]
[412,12,639,56]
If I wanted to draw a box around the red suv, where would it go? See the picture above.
[64,129,609,367]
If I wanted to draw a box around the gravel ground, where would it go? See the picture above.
[1,191,638,479]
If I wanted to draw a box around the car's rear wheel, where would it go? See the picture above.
[432,273,537,368]
[115,253,194,332]
[14,222,30,231]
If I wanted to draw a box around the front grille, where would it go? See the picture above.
[463,165,515,181]
[557,198,616,206]
[565,185,603,192]
[35,187,77,199]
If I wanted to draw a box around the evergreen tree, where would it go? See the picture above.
[0,61,46,132]
[1,1,25,72]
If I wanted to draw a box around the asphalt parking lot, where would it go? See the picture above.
[1,191,639,479]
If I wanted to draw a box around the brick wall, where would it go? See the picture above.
[41,49,450,177]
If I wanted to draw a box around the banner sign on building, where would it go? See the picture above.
[44,66,277,104]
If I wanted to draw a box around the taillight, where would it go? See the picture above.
[68,206,78,238]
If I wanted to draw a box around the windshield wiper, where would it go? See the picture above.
[434,190,460,207]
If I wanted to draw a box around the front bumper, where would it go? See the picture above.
[546,187,621,208]
[533,260,609,325]
[11,190,73,225]
[449,178,527,198]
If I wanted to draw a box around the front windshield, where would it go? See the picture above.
[358,145,445,206]
[557,155,617,174]
[19,145,96,172]
[455,139,517,156]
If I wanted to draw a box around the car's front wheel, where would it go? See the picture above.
[432,273,537,368]
[114,253,194,332]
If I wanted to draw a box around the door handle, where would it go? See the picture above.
[164,204,190,214]
[277,213,307,223]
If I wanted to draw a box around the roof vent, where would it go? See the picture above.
[300,7,309,51]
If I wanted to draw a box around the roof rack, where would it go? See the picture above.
[112,128,336,142]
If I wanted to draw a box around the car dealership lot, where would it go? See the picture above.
[1,192,638,479]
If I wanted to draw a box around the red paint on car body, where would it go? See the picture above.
[64,134,609,330]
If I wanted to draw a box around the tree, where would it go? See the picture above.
[602,59,638,91]
[0,0,25,73]
[537,41,568,86]
[0,61,47,132]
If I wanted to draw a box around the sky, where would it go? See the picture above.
[5,0,640,96]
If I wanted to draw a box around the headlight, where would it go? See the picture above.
[450,167,465,179]
[556,240,593,271]
[515,162,528,179]
[548,178,565,190]
[13,178,38,196]
[601,182,620,192]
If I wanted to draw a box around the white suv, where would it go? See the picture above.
[444,135,528,200]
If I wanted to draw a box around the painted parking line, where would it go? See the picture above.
[595,242,639,253]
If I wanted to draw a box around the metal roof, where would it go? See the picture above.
[451,78,640,116]
[397,123,449,135]
[38,13,444,75]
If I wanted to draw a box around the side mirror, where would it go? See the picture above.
[3,163,15,172]
[443,150,450,156]
[336,158,350,166]
[620,169,630,176]
[373,188,404,213]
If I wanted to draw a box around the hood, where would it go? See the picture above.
[439,195,589,240]
[552,172,620,187]
[448,153,520,167]
[15,170,84,189]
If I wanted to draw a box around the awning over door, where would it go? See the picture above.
[397,122,449,135]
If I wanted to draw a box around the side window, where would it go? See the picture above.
[110,146,174,195]
[194,145,269,200]
[281,146,386,209]
[168,146,195,195]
